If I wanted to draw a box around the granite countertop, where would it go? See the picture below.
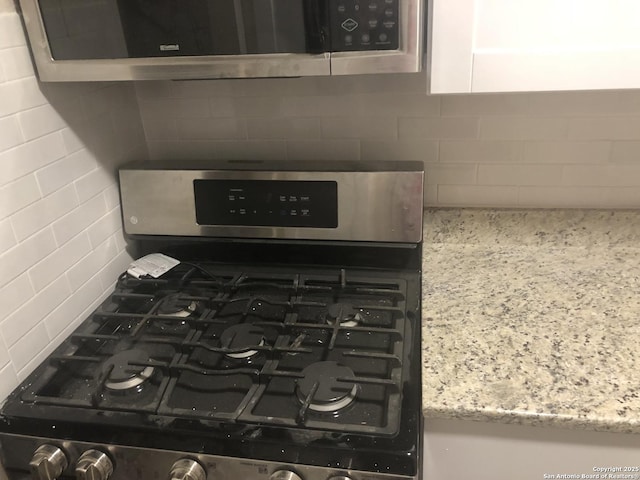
[421,209,640,434]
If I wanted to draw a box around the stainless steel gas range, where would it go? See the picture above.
[0,160,424,480]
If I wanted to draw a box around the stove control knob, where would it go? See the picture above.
[75,449,114,480]
[168,459,206,480]
[270,470,303,480]
[29,444,68,480]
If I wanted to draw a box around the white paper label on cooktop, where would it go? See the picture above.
[127,253,180,279]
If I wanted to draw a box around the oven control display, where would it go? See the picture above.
[194,180,338,228]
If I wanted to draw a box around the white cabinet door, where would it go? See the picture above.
[430,0,640,93]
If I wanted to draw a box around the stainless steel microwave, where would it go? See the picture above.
[18,0,424,82]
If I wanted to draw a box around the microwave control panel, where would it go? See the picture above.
[330,0,399,51]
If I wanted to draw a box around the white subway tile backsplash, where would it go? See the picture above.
[9,323,50,372]
[438,185,519,206]
[75,167,115,203]
[610,142,640,164]
[426,164,477,185]
[140,118,178,141]
[0,275,33,327]
[88,208,121,248]
[0,228,56,288]
[562,165,640,187]
[60,127,85,154]
[602,187,640,207]
[399,117,479,139]
[139,98,212,119]
[522,141,611,164]
[439,140,522,163]
[321,117,397,139]
[441,93,531,116]
[525,91,640,116]
[104,185,122,209]
[480,117,568,140]
[29,232,92,292]
[147,139,287,161]
[0,218,16,252]
[0,132,67,187]
[1,275,69,347]
[246,117,320,140]
[0,46,34,81]
[52,193,107,245]
[517,186,608,208]
[232,96,283,117]
[0,13,25,49]
[569,117,640,140]
[0,339,9,369]
[18,103,69,141]
[286,140,360,161]
[97,249,133,291]
[0,116,23,151]
[478,164,564,186]
[176,118,246,140]
[0,174,40,218]
[36,148,97,196]
[66,236,118,292]
[10,184,78,241]
[361,139,439,162]
[0,77,48,117]
[44,276,103,340]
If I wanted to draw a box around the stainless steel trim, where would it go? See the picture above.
[0,433,418,480]
[119,167,424,244]
[17,0,423,81]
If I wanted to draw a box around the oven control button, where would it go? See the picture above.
[270,470,303,480]
[75,449,114,480]
[29,444,68,480]
[168,459,206,480]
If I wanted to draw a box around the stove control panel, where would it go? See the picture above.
[3,434,417,480]
[194,180,338,229]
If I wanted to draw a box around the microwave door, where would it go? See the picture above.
[115,0,326,58]
[38,0,129,60]
[21,0,333,80]
[242,0,327,54]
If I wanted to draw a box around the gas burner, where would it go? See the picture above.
[324,302,363,327]
[219,324,265,359]
[296,361,358,413]
[157,293,199,318]
[102,349,155,391]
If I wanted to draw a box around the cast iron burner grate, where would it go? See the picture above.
[17,264,409,436]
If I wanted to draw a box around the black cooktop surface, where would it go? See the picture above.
[1,258,422,475]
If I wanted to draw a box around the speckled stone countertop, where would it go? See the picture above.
[421,209,640,433]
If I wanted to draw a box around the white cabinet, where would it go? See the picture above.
[424,418,640,480]
[429,0,640,93]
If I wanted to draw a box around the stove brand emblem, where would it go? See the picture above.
[159,44,180,51]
